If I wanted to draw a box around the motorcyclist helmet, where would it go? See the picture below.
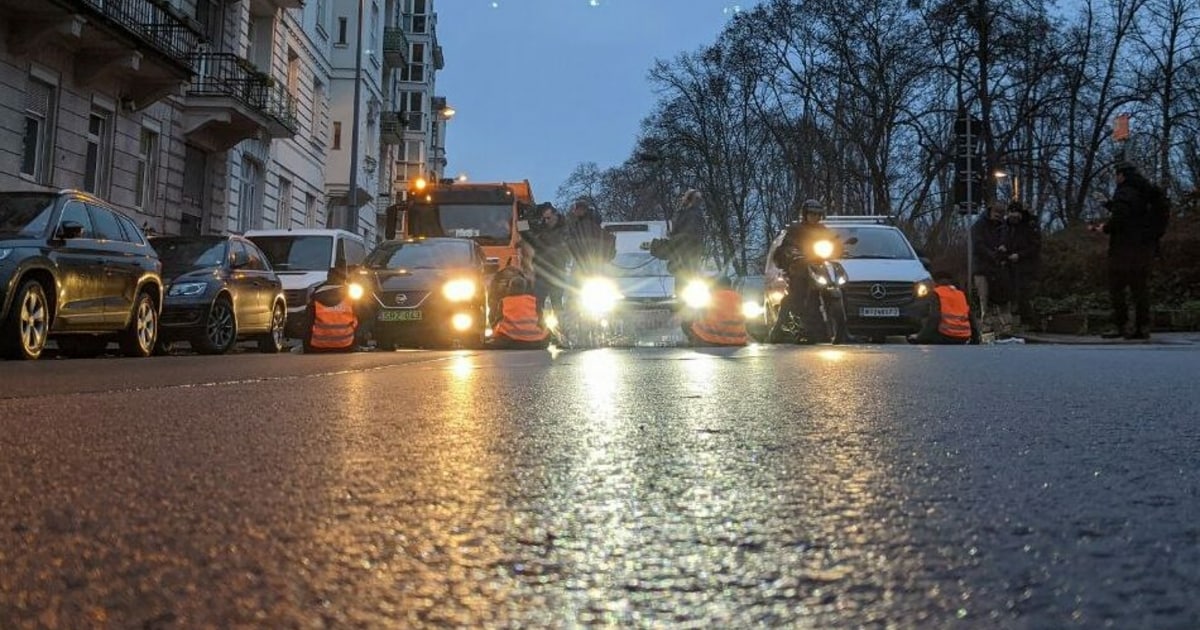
[800,199,825,221]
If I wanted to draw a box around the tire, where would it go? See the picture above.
[1,279,51,360]
[118,292,159,358]
[153,338,174,356]
[193,296,237,355]
[58,336,109,358]
[257,301,286,353]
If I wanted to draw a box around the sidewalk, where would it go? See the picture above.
[1017,331,1200,346]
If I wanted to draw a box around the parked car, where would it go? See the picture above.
[361,237,493,350]
[151,235,287,354]
[245,229,367,338]
[764,217,932,341]
[0,190,163,360]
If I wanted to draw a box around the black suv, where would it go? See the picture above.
[0,190,163,360]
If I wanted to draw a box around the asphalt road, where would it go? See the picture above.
[0,344,1197,628]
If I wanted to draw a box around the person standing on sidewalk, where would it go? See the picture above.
[1090,161,1160,340]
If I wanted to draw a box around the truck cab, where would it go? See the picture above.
[385,179,534,273]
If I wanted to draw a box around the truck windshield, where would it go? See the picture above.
[408,203,512,246]
[248,235,333,271]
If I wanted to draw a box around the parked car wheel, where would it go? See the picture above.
[2,279,51,360]
[58,336,109,358]
[257,301,286,353]
[118,292,159,358]
[194,296,237,355]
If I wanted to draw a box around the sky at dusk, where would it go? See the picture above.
[435,0,758,205]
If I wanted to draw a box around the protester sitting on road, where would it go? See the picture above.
[489,275,550,350]
[907,270,981,345]
[303,266,360,353]
[685,276,749,347]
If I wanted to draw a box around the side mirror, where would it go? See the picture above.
[844,237,859,246]
[57,221,84,240]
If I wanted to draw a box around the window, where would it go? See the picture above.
[242,240,268,271]
[116,213,146,245]
[337,17,348,45]
[344,238,366,265]
[248,16,273,71]
[287,49,300,101]
[87,204,125,241]
[315,0,329,36]
[404,0,428,34]
[58,201,94,238]
[84,107,112,195]
[332,121,342,150]
[334,238,347,268]
[370,3,380,60]
[401,43,425,82]
[135,128,159,210]
[403,91,424,131]
[305,192,318,228]
[21,77,55,183]
[312,79,326,143]
[277,177,293,228]
[238,157,264,232]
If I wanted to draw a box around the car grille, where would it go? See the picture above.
[283,289,309,308]
[377,290,431,308]
[842,281,915,307]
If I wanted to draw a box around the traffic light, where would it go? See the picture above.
[953,115,986,214]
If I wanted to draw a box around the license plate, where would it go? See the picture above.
[859,307,900,318]
[378,309,423,322]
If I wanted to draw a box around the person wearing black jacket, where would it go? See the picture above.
[564,198,614,277]
[665,189,707,284]
[767,199,840,342]
[971,201,1011,331]
[527,203,570,316]
[1003,201,1042,329]
[1093,161,1159,339]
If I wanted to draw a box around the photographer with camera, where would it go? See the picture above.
[525,202,570,317]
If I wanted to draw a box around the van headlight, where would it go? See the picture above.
[442,279,477,302]
[742,301,765,319]
[347,282,365,301]
[580,278,620,317]
[681,280,712,309]
[915,280,933,298]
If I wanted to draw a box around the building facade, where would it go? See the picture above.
[0,0,444,244]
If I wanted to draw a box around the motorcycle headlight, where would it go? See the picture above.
[813,239,835,260]
[742,300,765,319]
[168,282,208,297]
[580,278,621,317]
[681,280,712,309]
[347,282,365,301]
[915,280,933,298]
[442,279,477,302]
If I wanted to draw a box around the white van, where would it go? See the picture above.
[245,228,367,337]
[602,221,674,305]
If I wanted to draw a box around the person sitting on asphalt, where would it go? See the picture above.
[490,275,550,350]
[686,276,749,347]
[304,266,360,353]
[907,269,981,345]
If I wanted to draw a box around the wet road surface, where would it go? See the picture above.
[0,344,1197,628]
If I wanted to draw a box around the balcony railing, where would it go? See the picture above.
[383,27,408,68]
[59,0,201,65]
[187,53,298,134]
[380,111,406,145]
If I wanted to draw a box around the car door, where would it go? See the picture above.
[87,203,139,324]
[48,199,107,330]
[245,238,284,323]
[240,239,274,330]
[227,241,265,331]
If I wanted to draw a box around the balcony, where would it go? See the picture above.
[432,44,444,70]
[383,27,408,68]
[380,111,407,145]
[0,0,202,107]
[247,0,303,15]
[181,53,299,152]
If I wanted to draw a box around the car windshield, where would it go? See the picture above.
[0,193,56,239]
[152,238,228,274]
[609,252,668,277]
[366,240,471,270]
[830,227,915,260]
[408,203,512,246]
[249,235,333,271]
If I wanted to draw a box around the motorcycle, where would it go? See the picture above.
[767,237,854,345]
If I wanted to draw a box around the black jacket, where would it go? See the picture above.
[1005,212,1041,277]
[773,221,837,275]
[1102,178,1156,260]
[666,203,706,275]
[564,209,614,275]
[971,214,1008,275]
[528,219,570,278]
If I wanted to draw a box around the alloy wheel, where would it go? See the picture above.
[19,285,48,356]
[206,301,235,350]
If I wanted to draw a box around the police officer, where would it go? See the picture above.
[768,199,839,341]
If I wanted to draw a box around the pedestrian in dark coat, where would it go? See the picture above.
[971,201,1012,329]
[1003,201,1041,329]
[564,198,614,277]
[1092,161,1159,339]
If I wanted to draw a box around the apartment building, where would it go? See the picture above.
[0,0,439,244]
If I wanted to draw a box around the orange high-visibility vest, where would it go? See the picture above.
[494,295,548,342]
[691,289,749,346]
[310,299,358,349]
[934,285,972,339]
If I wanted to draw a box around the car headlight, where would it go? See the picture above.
[681,280,712,309]
[742,301,765,319]
[812,239,835,260]
[915,280,933,298]
[580,277,621,317]
[168,282,208,297]
[347,282,365,301]
[442,279,477,302]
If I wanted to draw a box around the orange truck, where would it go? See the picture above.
[385,179,535,272]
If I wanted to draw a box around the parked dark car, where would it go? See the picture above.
[151,236,287,354]
[362,237,494,349]
[0,190,163,360]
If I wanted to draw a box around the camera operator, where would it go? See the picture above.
[524,202,570,316]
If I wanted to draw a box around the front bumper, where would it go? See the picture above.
[843,295,929,336]
[159,296,211,339]
[370,299,484,344]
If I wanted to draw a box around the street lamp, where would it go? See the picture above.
[994,170,1020,201]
